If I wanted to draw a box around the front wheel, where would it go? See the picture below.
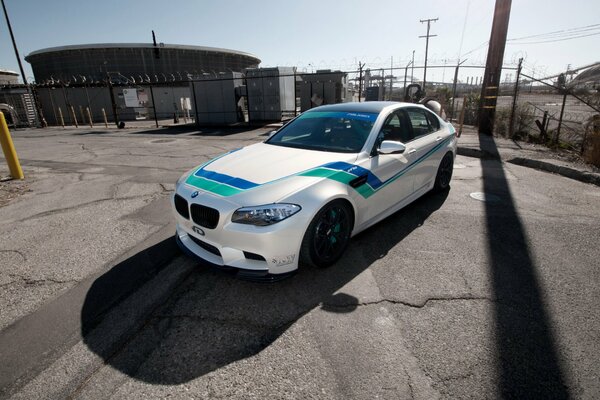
[300,200,352,268]
[433,152,454,192]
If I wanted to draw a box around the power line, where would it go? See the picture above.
[456,0,471,61]
[508,31,600,45]
[462,40,489,57]
[507,23,600,42]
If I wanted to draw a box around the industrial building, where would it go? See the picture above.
[0,69,36,127]
[25,43,262,126]
[0,69,19,85]
[25,43,261,84]
[299,70,348,111]
[246,67,296,121]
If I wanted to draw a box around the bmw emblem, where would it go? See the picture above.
[191,191,199,198]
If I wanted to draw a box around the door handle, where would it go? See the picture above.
[436,136,443,142]
[407,148,417,154]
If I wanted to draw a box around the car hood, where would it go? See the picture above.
[184,142,358,203]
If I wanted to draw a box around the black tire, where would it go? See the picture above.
[433,152,454,192]
[300,200,353,268]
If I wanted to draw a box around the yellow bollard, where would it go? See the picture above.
[0,112,24,180]
[70,106,79,127]
[101,108,108,128]
[58,107,65,128]
[86,107,93,128]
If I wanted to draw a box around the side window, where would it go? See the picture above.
[425,110,441,131]
[379,110,412,143]
[406,108,434,139]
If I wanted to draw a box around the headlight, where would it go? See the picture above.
[231,203,301,226]
[176,167,197,185]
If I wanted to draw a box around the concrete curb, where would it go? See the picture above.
[457,146,500,160]
[457,146,600,187]
[507,157,600,187]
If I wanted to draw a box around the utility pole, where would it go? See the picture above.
[478,0,512,135]
[419,18,438,94]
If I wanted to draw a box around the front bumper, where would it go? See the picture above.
[175,233,296,282]
[173,184,310,276]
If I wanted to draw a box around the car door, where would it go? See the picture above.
[356,109,418,222]
[404,107,443,192]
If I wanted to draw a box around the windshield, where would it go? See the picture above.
[266,111,377,153]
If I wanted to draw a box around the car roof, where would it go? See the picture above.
[306,101,413,114]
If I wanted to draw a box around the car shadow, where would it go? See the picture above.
[81,188,449,385]
[478,134,568,398]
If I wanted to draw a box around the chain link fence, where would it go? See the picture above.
[511,71,600,155]
[3,61,599,165]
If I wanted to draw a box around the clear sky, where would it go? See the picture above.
[0,0,598,83]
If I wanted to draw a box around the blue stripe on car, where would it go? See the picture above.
[188,135,453,195]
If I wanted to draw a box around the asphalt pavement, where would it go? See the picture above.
[0,124,599,399]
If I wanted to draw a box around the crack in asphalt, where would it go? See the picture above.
[0,249,27,262]
[1,194,154,225]
[403,367,416,400]
[158,183,173,193]
[1,273,78,288]
[321,295,493,310]
[19,159,183,173]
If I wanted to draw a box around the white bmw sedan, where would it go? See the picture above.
[173,102,457,280]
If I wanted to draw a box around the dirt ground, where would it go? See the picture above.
[0,176,32,208]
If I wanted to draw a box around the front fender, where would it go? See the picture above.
[280,177,359,240]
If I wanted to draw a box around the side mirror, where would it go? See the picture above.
[378,140,406,155]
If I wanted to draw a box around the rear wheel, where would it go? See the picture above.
[300,200,352,268]
[433,152,454,192]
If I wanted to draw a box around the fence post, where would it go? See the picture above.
[403,66,408,98]
[358,62,364,102]
[61,84,72,125]
[450,61,468,121]
[190,80,199,124]
[108,81,119,127]
[48,88,58,126]
[79,105,85,126]
[555,90,568,145]
[149,85,159,128]
[293,70,297,116]
[508,57,523,138]
[31,86,47,127]
[458,95,467,137]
